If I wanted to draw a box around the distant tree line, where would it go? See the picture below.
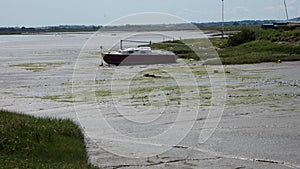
[194,20,277,28]
[0,25,102,34]
[1,17,299,34]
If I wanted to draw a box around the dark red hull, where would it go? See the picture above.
[103,54,177,66]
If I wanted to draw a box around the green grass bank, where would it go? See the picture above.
[146,27,300,64]
[213,28,300,64]
[0,110,99,169]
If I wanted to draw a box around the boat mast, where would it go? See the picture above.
[221,0,225,38]
[284,0,289,21]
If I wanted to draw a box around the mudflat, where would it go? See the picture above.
[0,32,299,169]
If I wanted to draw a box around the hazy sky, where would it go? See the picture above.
[1,0,299,27]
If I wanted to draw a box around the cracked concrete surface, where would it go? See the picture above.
[0,32,299,169]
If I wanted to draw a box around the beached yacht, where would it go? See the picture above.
[102,47,177,66]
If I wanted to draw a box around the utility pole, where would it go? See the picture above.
[284,0,289,21]
[222,0,225,38]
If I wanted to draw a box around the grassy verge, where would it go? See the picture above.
[215,28,300,64]
[0,110,98,169]
[146,27,300,64]
[216,39,300,64]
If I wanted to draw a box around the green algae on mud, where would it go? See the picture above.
[10,62,68,72]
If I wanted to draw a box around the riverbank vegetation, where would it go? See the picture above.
[147,27,300,64]
[214,28,300,64]
[0,110,98,169]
